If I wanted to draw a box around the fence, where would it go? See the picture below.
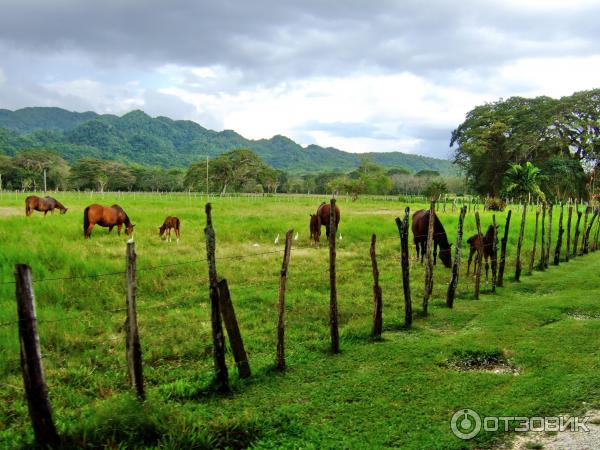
[3,198,600,447]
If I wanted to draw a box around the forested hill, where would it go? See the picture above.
[0,107,455,175]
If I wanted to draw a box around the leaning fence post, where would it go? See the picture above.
[125,241,144,400]
[395,208,412,327]
[370,234,383,338]
[15,264,60,448]
[474,211,483,299]
[515,203,527,281]
[583,208,598,254]
[423,201,435,314]
[204,203,229,392]
[553,204,564,265]
[328,198,340,354]
[276,229,293,371]
[497,210,511,287]
[217,279,251,378]
[490,214,498,293]
[446,206,466,308]
[566,203,573,262]
[572,207,582,258]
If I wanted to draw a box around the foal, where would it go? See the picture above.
[159,216,181,243]
[466,224,499,279]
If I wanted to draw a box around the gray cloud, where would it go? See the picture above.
[1,0,600,159]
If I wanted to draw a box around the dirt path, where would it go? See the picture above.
[510,410,600,449]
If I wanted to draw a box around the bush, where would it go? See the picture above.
[486,197,506,211]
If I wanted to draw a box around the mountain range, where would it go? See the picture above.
[0,107,456,175]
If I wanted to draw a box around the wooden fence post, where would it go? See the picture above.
[583,208,598,254]
[474,211,483,299]
[566,204,573,262]
[539,204,546,270]
[423,201,435,314]
[204,203,229,392]
[497,210,511,287]
[329,198,340,354]
[553,204,564,265]
[593,215,600,251]
[217,279,251,378]
[15,264,60,448]
[572,207,582,258]
[395,208,412,327]
[125,241,144,400]
[370,234,383,338]
[491,214,498,293]
[580,206,590,256]
[529,208,540,274]
[276,229,293,371]
[446,206,466,308]
[545,203,553,268]
[515,203,527,281]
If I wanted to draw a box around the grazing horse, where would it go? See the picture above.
[159,216,180,243]
[83,204,134,239]
[466,225,499,279]
[411,209,452,268]
[310,202,341,244]
[25,196,67,216]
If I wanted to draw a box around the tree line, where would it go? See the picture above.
[451,88,598,202]
[0,147,462,196]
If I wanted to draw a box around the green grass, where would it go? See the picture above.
[1,192,599,449]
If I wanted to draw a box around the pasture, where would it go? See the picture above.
[1,192,600,449]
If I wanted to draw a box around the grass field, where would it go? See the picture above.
[1,192,600,449]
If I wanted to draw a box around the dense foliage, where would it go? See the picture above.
[0,107,455,175]
[451,89,600,200]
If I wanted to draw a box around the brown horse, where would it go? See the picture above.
[25,196,67,216]
[310,202,341,244]
[466,224,499,279]
[159,216,180,243]
[83,204,134,239]
[411,209,452,268]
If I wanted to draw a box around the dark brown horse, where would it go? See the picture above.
[466,225,499,279]
[310,202,341,244]
[411,209,452,268]
[83,204,134,239]
[159,216,180,243]
[25,196,67,216]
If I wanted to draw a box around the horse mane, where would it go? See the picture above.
[111,204,131,224]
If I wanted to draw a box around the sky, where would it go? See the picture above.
[1,0,600,160]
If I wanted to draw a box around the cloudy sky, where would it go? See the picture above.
[1,0,599,159]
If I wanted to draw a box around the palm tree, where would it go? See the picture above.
[502,161,546,202]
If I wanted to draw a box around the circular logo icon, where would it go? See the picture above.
[451,409,481,440]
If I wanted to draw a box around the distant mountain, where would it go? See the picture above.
[0,107,456,175]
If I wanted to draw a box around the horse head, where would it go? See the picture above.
[439,243,453,268]
[159,224,166,237]
[60,207,68,215]
[126,223,136,236]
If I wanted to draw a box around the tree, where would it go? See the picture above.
[424,180,448,201]
[538,155,587,201]
[184,149,277,194]
[501,162,546,202]
[13,149,70,190]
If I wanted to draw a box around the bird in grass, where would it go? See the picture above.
[274,233,280,245]
[294,232,299,241]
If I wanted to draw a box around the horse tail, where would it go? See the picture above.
[83,206,90,237]
[175,217,180,230]
[466,236,474,245]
